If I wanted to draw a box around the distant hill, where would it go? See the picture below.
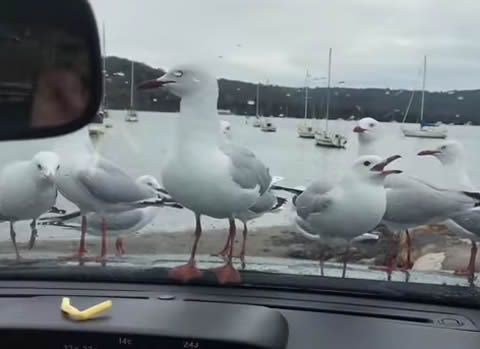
[104,56,480,125]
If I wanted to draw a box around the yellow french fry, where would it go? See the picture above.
[61,297,112,321]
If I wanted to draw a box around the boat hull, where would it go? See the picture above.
[314,132,347,149]
[401,127,447,139]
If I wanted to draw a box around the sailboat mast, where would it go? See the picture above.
[304,69,309,122]
[325,48,332,132]
[420,55,426,124]
[130,61,134,109]
[256,83,260,117]
[102,22,107,108]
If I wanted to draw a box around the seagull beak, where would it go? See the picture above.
[155,187,169,195]
[353,126,366,133]
[137,76,175,90]
[417,150,441,156]
[371,155,402,175]
[46,173,55,183]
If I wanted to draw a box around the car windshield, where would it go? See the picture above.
[1,0,479,296]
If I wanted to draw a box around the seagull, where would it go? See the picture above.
[418,140,479,284]
[355,117,479,274]
[54,128,162,261]
[39,175,179,256]
[294,154,402,278]
[353,117,383,156]
[0,152,60,260]
[138,65,272,284]
[213,122,287,269]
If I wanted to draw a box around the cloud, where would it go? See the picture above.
[90,0,480,90]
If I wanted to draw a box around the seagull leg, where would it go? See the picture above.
[385,234,395,281]
[342,243,350,278]
[211,218,241,284]
[211,233,231,259]
[234,221,248,270]
[28,219,38,250]
[319,248,325,277]
[115,237,125,256]
[454,239,477,286]
[94,217,108,263]
[397,230,413,270]
[59,215,88,261]
[9,222,21,261]
[168,214,204,282]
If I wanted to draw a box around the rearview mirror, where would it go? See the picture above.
[0,0,102,140]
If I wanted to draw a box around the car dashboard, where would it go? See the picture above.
[0,279,479,349]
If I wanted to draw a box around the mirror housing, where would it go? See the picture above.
[0,0,102,140]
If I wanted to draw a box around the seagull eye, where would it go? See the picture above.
[370,123,375,127]
[148,182,153,186]
[37,164,42,170]
[363,161,371,166]
[56,165,60,170]
[173,70,183,78]
[441,145,446,150]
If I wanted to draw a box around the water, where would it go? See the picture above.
[1,111,480,241]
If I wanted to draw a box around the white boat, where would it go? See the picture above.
[88,110,106,135]
[297,125,315,138]
[315,48,348,149]
[315,131,347,148]
[125,61,139,122]
[400,56,447,139]
[297,69,315,139]
[261,119,277,132]
[252,83,263,127]
[125,109,138,122]
[218,109,232,115]
[252,117,262,127]
[401,127,447,138]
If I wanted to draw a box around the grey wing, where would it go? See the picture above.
[87,209,145,232]
[384,176,476,225]
[78,158,150,204]
[221,143,271,195]
[248,190,277,214]
[449,209,480,236]
[295,189,333,219]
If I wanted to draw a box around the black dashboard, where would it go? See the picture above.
[0,280,479,349]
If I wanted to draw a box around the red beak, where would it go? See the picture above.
[137,78,175,90]
[353,126,366,133]
[371,155,402,174]
[417,150,441,156]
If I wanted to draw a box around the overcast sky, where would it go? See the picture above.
[89,0,480,91]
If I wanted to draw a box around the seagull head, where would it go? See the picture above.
[33,151,60,184]
[417,140,465,165]
[136,175,163,195]
[137,64,218,99]
[353,117,381,143]
[353,154,402,181]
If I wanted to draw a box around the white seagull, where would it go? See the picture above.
[138,65,272,284]
[418,140,480,283]
[54,128,162,261]
[354,117,480,272]
[0,152,60,260]
[39,175,177,256]
[213,122,287,269]
[294,154,402,277]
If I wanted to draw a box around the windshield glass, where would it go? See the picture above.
[1,0,479,292]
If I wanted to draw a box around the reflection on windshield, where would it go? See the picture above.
[0,0,479,289]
